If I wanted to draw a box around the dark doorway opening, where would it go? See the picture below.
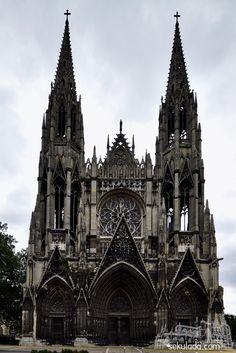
[50,317,64,344]
[178,318,192,326]
[108,316,130,345]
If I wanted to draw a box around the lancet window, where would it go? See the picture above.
[164,189,174,232]
[180,103,187,140]
[162,177,174,232]
[168,106,175,144]
[40,176,47,234]
[58,103,66,137]
[180,187,189,231]
[70,182,80,233]
[54,177,65,229]
[71,106,76,141]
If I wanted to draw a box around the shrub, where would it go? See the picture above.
[31,349,57,353]
[0,335,19,345]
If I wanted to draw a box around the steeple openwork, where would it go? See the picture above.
[54,10,77,99]
[165,12,190,103]
[157,13,210,259]
[158,12,198,150]
[30,11,85,261]
[42,11,84,151]
[22,12,224,346]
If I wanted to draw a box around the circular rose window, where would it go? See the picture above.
[100,195,141,237]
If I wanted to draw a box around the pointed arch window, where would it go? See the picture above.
[71,106,76,141]
[40,175,47,234]
[180,103,187,141]
[108,289,131,313]
[180,187,189,231]
[163,188,174,232]
[168,107,175,144]
[70,182,80,233]
[54,177,65,229]
[58,103,66,137]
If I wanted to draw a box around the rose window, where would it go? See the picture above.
[100,195,141,237]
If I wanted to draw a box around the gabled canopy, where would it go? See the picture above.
[170,247,206,293]
[90,216,155,293]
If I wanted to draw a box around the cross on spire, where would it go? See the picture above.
[174,11,180,23]
[64,9,71,21]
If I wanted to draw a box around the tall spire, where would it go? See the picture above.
[54,10,76,97]
[165,12,190,101]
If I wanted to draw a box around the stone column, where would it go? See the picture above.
[174,172,180,231]
[65,169,71,229]
[33,305,37,341]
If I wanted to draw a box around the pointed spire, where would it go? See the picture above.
[92,146,97,164]
[195,92,198,107]
[42,114,46,129]
[210,214,215,231]
[155,136,159,152]
[93,145,96,158]
[205,199,210,214]
[119,119,123,134]
[166,12,190,101]
[155,136,160,168]
[54,11,76,96]
[107,134,110,151]
[132,135,135,154]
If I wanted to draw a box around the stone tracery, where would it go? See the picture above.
[100,195,142,237]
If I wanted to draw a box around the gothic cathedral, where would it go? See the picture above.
[22,13,224,345]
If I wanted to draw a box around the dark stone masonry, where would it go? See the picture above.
[22,12,224,346]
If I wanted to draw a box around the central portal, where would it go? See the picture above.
[107,289,131,345]
[108,316,130,345]
[50,317,64,344]
[89,265,156,345]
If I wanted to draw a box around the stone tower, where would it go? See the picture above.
[22,13,224,345]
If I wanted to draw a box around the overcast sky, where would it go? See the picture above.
[0,0,236,314]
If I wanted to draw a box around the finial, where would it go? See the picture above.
[93,145,96,157]
[92,146,97,164]
[119,119,123,134]
[64,9,71,21]
[174,11,180,23]
[132,135,135,153]
[205,199,210,214]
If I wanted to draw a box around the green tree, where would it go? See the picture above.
[225,314,236,341]
[0,222,26,333]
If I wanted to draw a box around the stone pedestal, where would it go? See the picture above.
[19,336,45,346]
[74,337,89,347]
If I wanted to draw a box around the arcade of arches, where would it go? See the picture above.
[22,12,224,346]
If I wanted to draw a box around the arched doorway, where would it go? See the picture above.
[170,278,208,327]
[36,277,75,344]
[89,262,155,345]
[107,289,131,345]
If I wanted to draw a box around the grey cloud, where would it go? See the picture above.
[0,188,31,227]
[1,0,236,312]
[217,219,236,234]
[0,90,25,175]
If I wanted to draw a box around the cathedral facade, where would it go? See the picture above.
[22,13,224,345]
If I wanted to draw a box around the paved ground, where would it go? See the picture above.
[0,346,145,353]
[0,346,235,353]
